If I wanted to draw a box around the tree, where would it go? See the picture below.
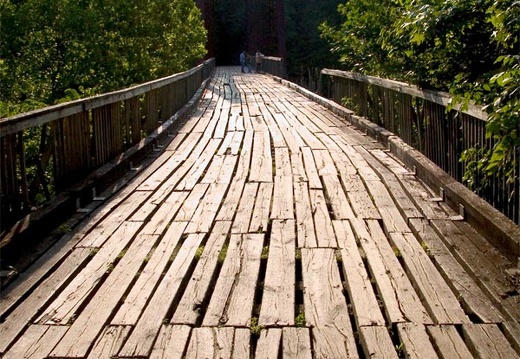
[0,0,207,116]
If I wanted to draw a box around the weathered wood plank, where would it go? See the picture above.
[275,146,292,176]
[462,323,519,359]
[171,221,232,325]
[322,174,356,219]
[389,231,469,324]
[232,182,259,234]
[397,323,439,359]
[48,232,162,358]
[175,138,222,190]
[294,181,318,248]
[301,248,358,358]
[255,329,282,359]
[185,182,229,233]
[2,325,67,359]
[333,220,385,327]
[409,218,504,323]
[249,182,273,233]
[87,325,132,359]
[203,234,263,327]
[282,328,313,359]
[37,221,143,326]
[249,130,273,182]
[76,191,150,248]
[149,325,191,359]
[0,248,91,353]
[110,221,187,325]
[259,219,296,326]
[271,175,294,220]
[118,233,205,357]
[358,326,399,359]
[301,147,322,189]
[310,190,337,248]
[502,321,520,356]
[185,327,234,359]
[350,218,432,324]
[427,325,474,359]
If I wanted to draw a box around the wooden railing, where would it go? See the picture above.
[261,56,287,79]
[321,69,519,225]
[0,59,215,233]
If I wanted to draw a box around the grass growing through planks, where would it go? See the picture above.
[218,243,228,264]
[195,245,205,260]
[295,312,306,327]
[261,246,269,260]
[249,317,264,336]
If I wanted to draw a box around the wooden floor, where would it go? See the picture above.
[1,67,519,358]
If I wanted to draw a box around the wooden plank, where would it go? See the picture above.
[232,182,259,233]
[171,221,232,325]
[350,218,432,324]
[389,231,469,324]
[185,182,229,233]
[502,321,520,356]
[364,179,411,233]
[118,233,206,357]
[427,325,474,359]
[87,325,132,359]
[175,138,222,190]
[217,131,244,155]
[141,191,189,235]
[36,221,143,326]
[294,181,317,248]
[76,191,150,248]
[215,128,252,210]
[185,327,234,359]
[282,328,313,359]
[409,218,504,323]
[358,326,399,359]
[313,149,337,176]
[274,146,292,176]
[249,182,273,233]
[271,175,294,220]
[0,248,91,353]
[462,324,519,359]
[112,221,188,325]
[397,323,439,359]
[290,150,307,181]
[249,130,273,182]
[322,174,356,219]
[255,329,282,359]
[201,154,237,184]
[356,146,423,219]
[259,220,296,326]
[203,233,263,326]
[310,189,337,248]
[301,147,322,189]
[339,174,380,219]
[301,248,358,358]
[333,220,385,327]
[2,325,67,359]
[149,325,191,359]
[48,232,162,358]
[232,329,251,359]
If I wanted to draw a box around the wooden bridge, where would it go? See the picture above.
[1,66,520,358]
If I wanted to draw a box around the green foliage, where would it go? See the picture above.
[322,0,519,195]
[0,0,207,112]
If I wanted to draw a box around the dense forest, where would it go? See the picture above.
[0,0,207,117]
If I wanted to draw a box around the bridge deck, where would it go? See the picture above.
[1,67,519,358]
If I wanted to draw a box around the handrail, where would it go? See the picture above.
[0,58,215,233]
[321,68,519,226]
[261,56,287,79]
[321,69,488,121]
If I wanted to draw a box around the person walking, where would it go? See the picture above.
[255,51,264,73]
[240,51,247,73]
